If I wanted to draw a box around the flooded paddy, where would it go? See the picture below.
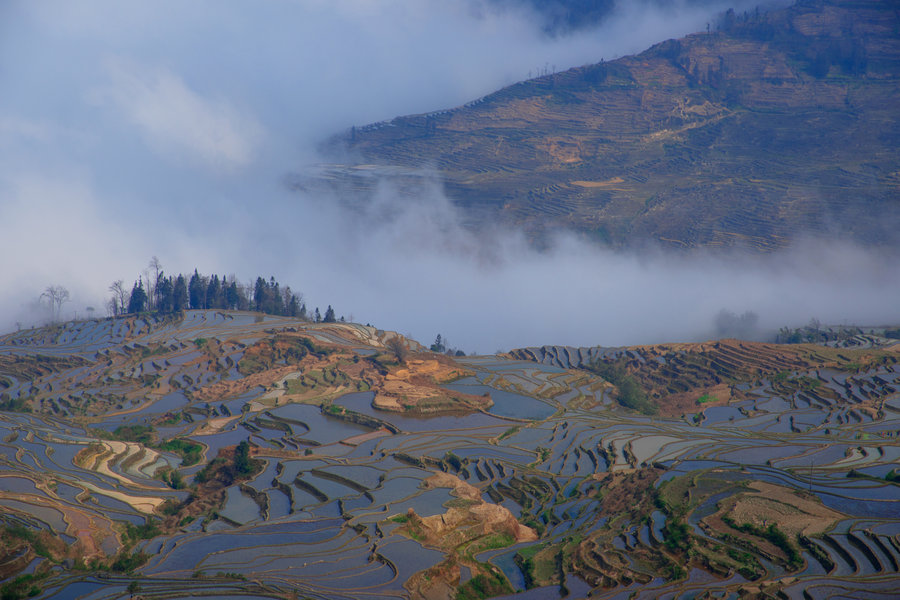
[442,382,557,420]
[1,313,898,599]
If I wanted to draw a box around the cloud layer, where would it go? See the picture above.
[0,0,896,350]
[93,59,264,170]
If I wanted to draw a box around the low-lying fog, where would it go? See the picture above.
[1,0,896,352]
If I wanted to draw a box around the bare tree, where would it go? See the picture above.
[809,317,822,339]
[236,280,252,310]
[140,269,151,311]
[148,256,162,310]
[282,285,294,310]
[109,280,128,315]
[385,336,408,364]
[41,285,70,323]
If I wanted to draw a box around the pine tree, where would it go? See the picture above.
[109,268,314,319]
[253,277,266,312]
[157,275,174,313]
[234,440,252,476]
[323,305,336,323]
[219,275,228,308]
[173,274,188,312]
[188,270,205,310]
[206,275,221,309]
[225,281,239,310]
[127,280,147,313]
[271,282,283,315]
[282,286,296,315]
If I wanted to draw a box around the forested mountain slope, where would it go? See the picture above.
[320,0,900,252]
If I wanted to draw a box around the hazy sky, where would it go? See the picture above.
[1,0,897,351]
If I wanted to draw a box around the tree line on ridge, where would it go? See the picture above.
[107,257,339,323]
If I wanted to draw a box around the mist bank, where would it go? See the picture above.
[271,179,900,353]
[5,175,898,354]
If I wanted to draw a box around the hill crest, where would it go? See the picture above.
[316,0,900,252]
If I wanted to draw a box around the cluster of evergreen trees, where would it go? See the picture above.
[108,258,340,323]
[429,334,466,357]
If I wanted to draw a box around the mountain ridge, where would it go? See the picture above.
[317,0,900,252]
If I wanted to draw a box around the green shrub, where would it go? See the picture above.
[158,438,203,466]
[0,396,31,413]
[110,424,155,445]
[498,426,519,440]
[722,517,801,568]
[444,452,462,471]
[123,519,160,543]
[456,569,513,600]
[111,551,150,572]
[193,459,217,483]
[587,359,656,415]
[2,526,50,559]
[159,498,180,516]
[663,517,692,552]
[0,574,43,600]
[234,440,252,476]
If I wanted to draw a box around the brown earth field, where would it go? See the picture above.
[194,333,488,416]
[395,472,537,600]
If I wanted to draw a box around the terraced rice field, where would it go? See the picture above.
[0,311,898,599]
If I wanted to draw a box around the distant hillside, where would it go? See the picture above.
[318,0,900,252]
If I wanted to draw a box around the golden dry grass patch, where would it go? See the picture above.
[191,416,240,436]
[713,481,844,537]
[416,472,538,543]
[571,176,627,189]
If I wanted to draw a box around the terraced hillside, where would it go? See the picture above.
[316,0,900,251]
[510,338,900,418]
[1,311,899,599]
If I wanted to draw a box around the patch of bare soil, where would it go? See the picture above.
[195,344,488,416]
[413,472,537,543]
[373,357,490,414]
[658,382,734,418]
[193,364,299,404]
[707,481,844,538]
[396,472,537,600]
[591,466,665,514]
[191,416,239,436]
